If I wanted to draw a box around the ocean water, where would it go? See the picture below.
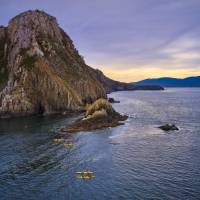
[0,88,200,200]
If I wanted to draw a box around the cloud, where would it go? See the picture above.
[0,0,200,82]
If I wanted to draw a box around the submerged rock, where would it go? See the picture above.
[108,98,120,103]
[158,124,179,131]
[62,99,127,133]
[109,141,120,145]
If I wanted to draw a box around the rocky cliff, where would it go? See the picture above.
[0,10,163,117]
[0,10,106,117]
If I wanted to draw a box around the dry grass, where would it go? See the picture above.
[85,98,114,117]
[83,109,107,120]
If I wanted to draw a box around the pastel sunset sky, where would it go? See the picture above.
[0,0,200,82]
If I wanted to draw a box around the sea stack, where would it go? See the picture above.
[0,10,106,117]
[62,98,128,133]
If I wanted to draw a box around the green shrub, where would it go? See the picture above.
[0,68,8,88]
[21,54,37,70]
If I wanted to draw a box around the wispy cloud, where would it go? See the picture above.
[0,0,200,81]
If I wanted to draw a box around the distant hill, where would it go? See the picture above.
[94,69,164,93]
[133,76,200,87]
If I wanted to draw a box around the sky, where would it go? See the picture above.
[0,0,200,82]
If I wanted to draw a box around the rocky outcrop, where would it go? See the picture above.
[62,99,127,133]
[0,10,106,117]
[158,124,179,131]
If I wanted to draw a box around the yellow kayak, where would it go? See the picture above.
[53,138,64,143]
[77,175,95,179]
[64,143,74,148]
[76,171,94,174]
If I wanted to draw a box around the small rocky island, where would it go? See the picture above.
[158,124,179,131]
[62,98,127,133]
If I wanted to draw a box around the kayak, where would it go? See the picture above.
[53,138,64,143]
[76,171,94,174]
[64,143,74,147]
[77,176,95,179]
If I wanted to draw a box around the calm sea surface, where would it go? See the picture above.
[0,88,200,200]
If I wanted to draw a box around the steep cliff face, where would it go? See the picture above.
[0,10,106,116]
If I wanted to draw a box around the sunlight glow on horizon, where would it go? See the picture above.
[100,66,200,82]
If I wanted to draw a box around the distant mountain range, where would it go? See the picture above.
[133,76,200,87]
